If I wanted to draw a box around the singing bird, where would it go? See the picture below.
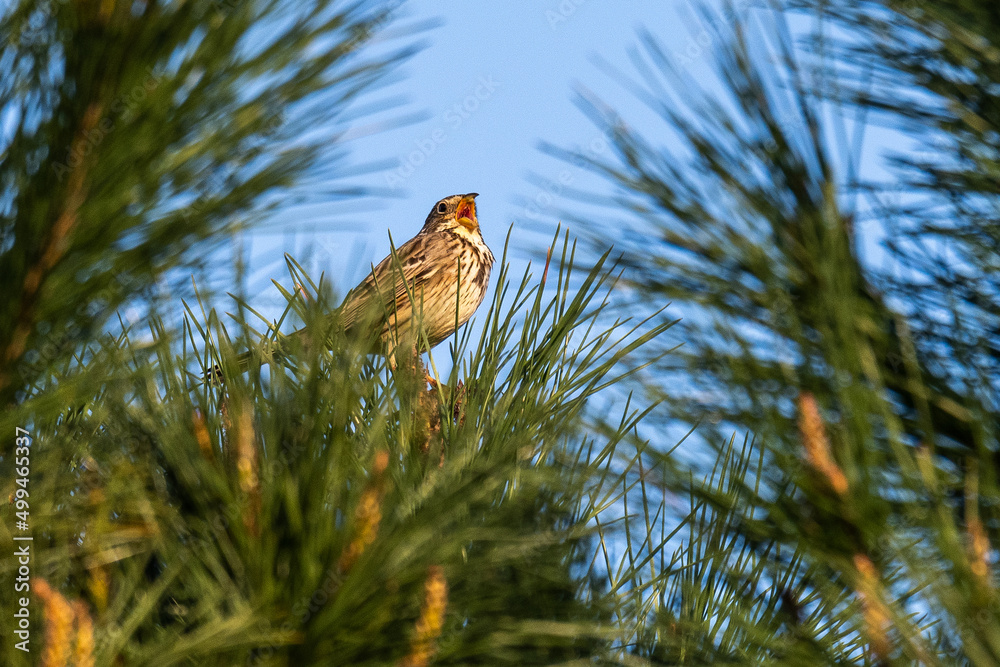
[222,193,494,376]
[337,192,494,356]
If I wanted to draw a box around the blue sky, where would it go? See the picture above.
[240,0,718,312]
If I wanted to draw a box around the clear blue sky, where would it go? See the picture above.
[241,0,720,310]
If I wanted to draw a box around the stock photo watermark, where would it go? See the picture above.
[12,426,34,653]
[384,75,500,189]
[545,0,592,30]
[50,65,166,182]
[519,133,609,223]
[672,0,752,68]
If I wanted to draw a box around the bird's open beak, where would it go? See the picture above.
[456,193,478,231]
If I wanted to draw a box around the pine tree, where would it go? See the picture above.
[0,3,673,664]
[11,0,1000,664]
[545,0,1000,662]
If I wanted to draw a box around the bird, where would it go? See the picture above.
[215,193,494,379]
[339,192,494,355]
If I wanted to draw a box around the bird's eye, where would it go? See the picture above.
[437,203,447,213]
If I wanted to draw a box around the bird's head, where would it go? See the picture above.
[424,193,480,236]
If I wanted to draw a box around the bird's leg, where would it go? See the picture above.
[404,341,439,390]
[451,380,466,425]
[389,343,430,400]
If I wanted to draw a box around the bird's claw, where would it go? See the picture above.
[424,370,439,390]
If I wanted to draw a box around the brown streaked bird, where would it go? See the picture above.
[337,192,494,356]
[219,193,494,378]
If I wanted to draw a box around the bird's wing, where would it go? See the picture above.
[340,233,444,333]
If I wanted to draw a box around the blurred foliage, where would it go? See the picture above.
[797,0,1000,456]
[0,0,417,406]
[542,0,1000,663]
